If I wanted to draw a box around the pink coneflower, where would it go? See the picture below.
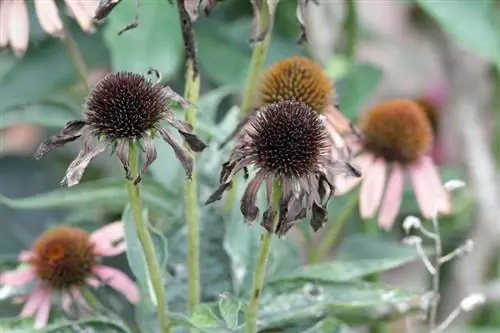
[0,0,98,56]
[0,222,140,329]
[335,99,452,230]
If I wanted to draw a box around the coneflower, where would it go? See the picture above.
[335,99,452,229]
[206,100,361,235]
[34,70,207,186]
[0,222,139,329]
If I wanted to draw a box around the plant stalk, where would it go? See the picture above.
[344,0,358,62]
[125,142,171,333]
[245,181,282,333]
[61,26,90,92]
[309,193,359,263]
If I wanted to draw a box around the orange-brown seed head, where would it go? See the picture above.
[258,56,333,113]
[359,99,433,164]
[30,226,97,290]
[414,98,439,134]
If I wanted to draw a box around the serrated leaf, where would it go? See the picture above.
[0,178,175,215]
[336,62,382,118]
[415,0,500,68]
[103,0,182,79]
[301,317,352,333]
[38,317,132,333]
[0,101,78,129]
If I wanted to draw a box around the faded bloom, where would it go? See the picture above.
[0,222,139,329]
[205,100,361,235]
[34,70,207,187]
[0,0,99,56]
[335,99,452,230]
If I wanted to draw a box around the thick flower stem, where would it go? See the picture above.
[343,0,358,62]
[61,26,90,92]
[309,193,359,263]
[125,142,171,333]
[224,0,273,213]
[246,181,282,333]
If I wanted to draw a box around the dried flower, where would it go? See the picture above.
[335,99,452,230]
[205,100,360,235]
[34,70,207,187]
[0,222,139,329]
[0,0,98,56]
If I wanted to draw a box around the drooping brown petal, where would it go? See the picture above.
[183,0,202,22]
[310,202,327,231]
[61,136,107,187]
[261,207,277,233]
[115,139,131,180]
[140,135,158,178]
[165,114,207,152]
[204,181,233,205]
[296,0,317,43]
[34,120,86,159]
[94,0,121,20]
[161,86,192,109]
[250,0,279,43]
[158,126,194,179]
[240,171,266,222]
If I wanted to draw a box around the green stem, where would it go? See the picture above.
[491,65,500,166]
[309,193,359,263]
[246,181,282,333]
[343,0,358,62]
[61,26,90,92]
[125,142,171,333]
[224,0,273,214]
[183,59,201,316]
[363,219,387,333]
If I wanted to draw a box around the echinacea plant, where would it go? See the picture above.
[0,222,139,329]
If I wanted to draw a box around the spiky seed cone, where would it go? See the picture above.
[258,56,333,113]
[84,72,168,139]
[250,100,330,178]
[360,99,433,164]
[31,226,97,289]
[414,98,439,133]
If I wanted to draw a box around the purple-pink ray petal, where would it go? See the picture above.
[378,163,405,230]
[93,265,140,303]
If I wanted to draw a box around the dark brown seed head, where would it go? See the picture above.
[84,72,168,139]
[360,99,433,164]
[258,56,333,113]
[31,226,97,290]
[249,100,330,178]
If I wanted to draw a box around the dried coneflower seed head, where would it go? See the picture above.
[250,100,330,178]
[258,56,333,113]
[414,98,439,133]
[31,226,97,290]
[84,72,168,139]
[360,99,433,164]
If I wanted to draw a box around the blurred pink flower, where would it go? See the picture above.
[0,0,98,56]
[335,99,452,230]
[0,222,139,329]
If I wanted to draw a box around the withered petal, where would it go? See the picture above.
[161,86,192,109]
[296,0,316,43]
[250,0,279,43]
[115,139,131,180]
[166,115,207,152]
[240,172,266,222]
[310,202,328,232]
[261,207,277,233]
[34,120,86,159]
[205,181,233,205]
[61,136,107,187]
[140,135,158,177]
[183,0,201,22]
[158,126,194,179]
[94,0,121,20]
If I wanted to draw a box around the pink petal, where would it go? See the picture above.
[90,220,124,245]
[18,250,33,262]
[334,153,372,196]
[20,286,49,318]
[359,157,387,219]
[424,82,448,107]
[34,0,63,37]
[64,0,95,32]
[92,265,140,303]
[378,163,405,230]
[0,0,10,48]
[410,156,452,218]
[86,277,100,288]
[7,0,29,56]
[1,266,37,286]
[34,293,51,329]
[93,242,126,257]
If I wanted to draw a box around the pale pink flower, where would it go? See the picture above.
[0,222,140,329]
[335,99,452,230]
[0,0,98,56]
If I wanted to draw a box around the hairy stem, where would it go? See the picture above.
[309,193,359,263]
[177,0,201,321]
[246,181,282,333]
[125,142,171,333]
[429,214,443,330]
[61,26,90,92]
[343,0,358,61]
[224,0,273,213]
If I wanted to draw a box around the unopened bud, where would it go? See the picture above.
[402,216,421,234]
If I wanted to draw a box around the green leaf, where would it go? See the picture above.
[38,317,132,333]
[0,317,34,333]
[301,317,351,333]
[103,0,182,78]
[0,101,78,129]
[259,280,420,327]
[122,205,168,308]
[336,62,383,119]
[0,22,109,112]
[218,293,244,330]
[0,178,175,215]
[415,0,500,68]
